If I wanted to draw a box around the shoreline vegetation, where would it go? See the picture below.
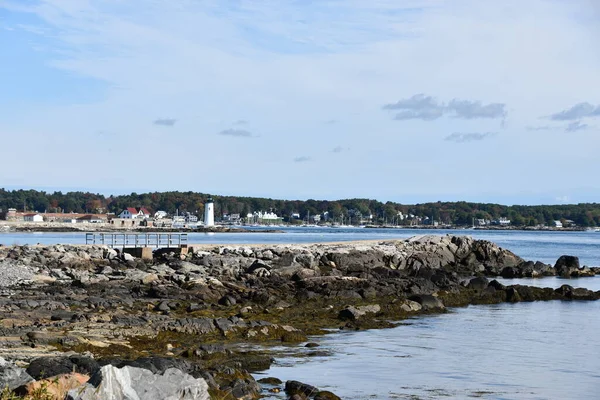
[0,236,598,399]
[2,188,600,228]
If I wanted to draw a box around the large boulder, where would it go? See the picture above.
[67,365,209,400]
[0,357,34,391]
[26,356,100,380]
[555,255,580,278]
[408,294,445,311]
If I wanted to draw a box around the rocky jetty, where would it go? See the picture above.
[0,235,598,399]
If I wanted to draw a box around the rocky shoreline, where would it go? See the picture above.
[0,235,598,399]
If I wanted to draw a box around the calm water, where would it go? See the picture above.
[3,227,600,398]
[258,296,600,399]
[1,227,600,266]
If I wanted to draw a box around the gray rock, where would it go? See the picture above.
[338,304,380,320]
[67,365,210,400]
[408,294,445,311]
[0,357,34,391]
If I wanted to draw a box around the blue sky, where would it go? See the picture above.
[1,0,599,205]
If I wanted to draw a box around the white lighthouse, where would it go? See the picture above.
[204,198,215,226]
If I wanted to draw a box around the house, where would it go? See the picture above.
[118,208,151,219]
[492,218,511,226]
[76,215,105,223]
[554,220,563,228]
[23,213,43,222]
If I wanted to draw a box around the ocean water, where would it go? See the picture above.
[258,296,600,399]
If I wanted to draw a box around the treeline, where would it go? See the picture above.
[1,189,600,227]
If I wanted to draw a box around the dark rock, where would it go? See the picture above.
[555,255,580,278]
[488,280,506,291]
[218,295,237,306]
[26,355,99,379]
[285,380,319,397]
[315,391,342,400]
[258,377,282,385]
[505,287,522,302]
[305,342,320,348]
[467,277,489,290]
[408,294,445,311]
[500,266,519,279]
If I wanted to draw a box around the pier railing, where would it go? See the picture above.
[85,233,188,249]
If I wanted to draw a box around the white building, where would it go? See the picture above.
[204,198,215,226]
[154,211,168,219]
[23,213,43,222]
[118,208,151,219]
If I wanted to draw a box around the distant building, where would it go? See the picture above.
[76,215,105,223]
[154,211,168,219]
[23,213,43,222]
[492,218,511,226]
[554,220,563,228]
[118,208,151,219]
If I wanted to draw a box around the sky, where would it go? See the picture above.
[1,0,599,205]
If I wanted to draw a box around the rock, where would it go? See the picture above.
[67,365,210,400]
[338,305,381,321]
[25,373,89,399]
[218,295,237,306]
[555,255,580,278]
[408,294,445,311]
[505,287,522,302]
[27,356,99,380]
[122,252,135,262]
[257,377,283,385]
[0,356,34,390]
[155,300,171,312]
[467,277,489,290]
[400,300,422,312]
[285,380,319,397]
[488,280,506,291]
[315,391,342,400]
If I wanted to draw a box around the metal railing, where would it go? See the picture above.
[85,233,188,249]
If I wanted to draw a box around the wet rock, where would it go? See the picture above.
[315,391,342,400]
[0,356,34,390]
[408,294,445,311]
[285,380,319,397]
[400,300,422,312]
[338,304,381,321]
[258,377,282,385]
[67,365,209,400]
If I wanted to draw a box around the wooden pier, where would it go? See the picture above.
[85,232,188,249]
